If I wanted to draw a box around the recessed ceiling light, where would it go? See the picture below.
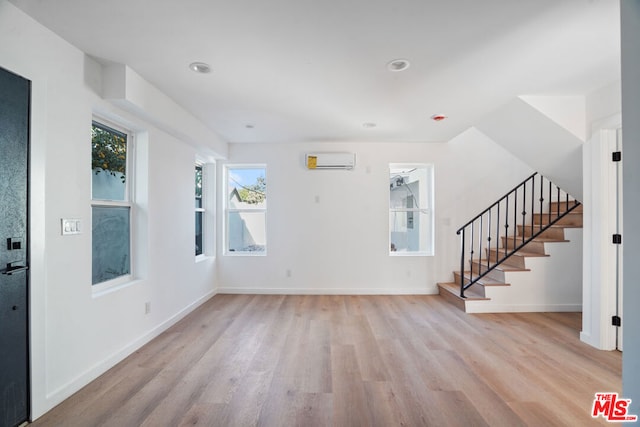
[363,122,377,128]
[189,62,211,74]
[387,59,410,72]
[245,124,255,129]
[431,114,447,121]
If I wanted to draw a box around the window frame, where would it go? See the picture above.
[91,117,135,291]
[389,163,435,257]
[224,164,267,256]
[195,163,205,258]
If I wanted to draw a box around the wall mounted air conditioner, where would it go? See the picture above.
[305,152,355,170]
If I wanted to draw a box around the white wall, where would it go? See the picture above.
[586,81,622,139]
[217,128,534,294]
[0,1,223,418]
[476,97,584,199]
[519,95,587,141]
[621,0,640,415]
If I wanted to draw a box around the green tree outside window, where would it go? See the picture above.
[92,122,127,182]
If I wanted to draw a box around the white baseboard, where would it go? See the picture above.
[42,290,217,413]
[465,302,582,314]
[580,331,617,351]
[215,287,438,295]
[580,331,597,348]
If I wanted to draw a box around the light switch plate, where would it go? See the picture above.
[61,218,81,235]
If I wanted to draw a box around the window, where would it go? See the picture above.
[91,120,133,285]
[195,164,204,256]
[225,165,266,254]
[389,164,434,255]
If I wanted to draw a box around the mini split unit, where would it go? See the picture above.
[305,152,356,170]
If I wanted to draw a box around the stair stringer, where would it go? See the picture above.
[464,228,582,313]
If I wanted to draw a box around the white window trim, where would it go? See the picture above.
[389,163,435,257]
[91,117,136,292]
[224,164,267,256]
[195,161,216,261]
[195,163,205,259]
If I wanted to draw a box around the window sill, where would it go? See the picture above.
[389,251,434,257]
[224,251,267,257]
[92,277,142,298]
[195,254,214,263]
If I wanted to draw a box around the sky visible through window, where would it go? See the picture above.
[228,168,264,190]
[228,167,266,206]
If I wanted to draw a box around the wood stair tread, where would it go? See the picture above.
[526,237,569,243]
[547,203,583,213]
[458,271,510,286]
[471,260,530,272]
[534,224,580,229]
[536,211,582,215]
[437,282,489,300]
[489,248,549,258]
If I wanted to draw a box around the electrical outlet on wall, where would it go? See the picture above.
[145,301,151,314]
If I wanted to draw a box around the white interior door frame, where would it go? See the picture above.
[615,127,623,351]
[581,125,620,350]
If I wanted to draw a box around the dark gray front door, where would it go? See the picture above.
[0,67,30,427]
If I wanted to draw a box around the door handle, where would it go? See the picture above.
[2,262,29,275]
[4,266,28,275]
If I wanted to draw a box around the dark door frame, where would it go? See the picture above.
[0,65,31,426]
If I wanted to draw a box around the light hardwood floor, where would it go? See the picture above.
[32,295,621,426]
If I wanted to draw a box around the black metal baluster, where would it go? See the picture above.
[548,179,552,226]
[479,214,484,272]
[530,176,535,239]
[513,188,517,254]
[539,174,544,232]
[496,203,500,263]
[504,194,509,264]
[459,228,465,298]
[487,209,492,268]
[522,180,527,245]
[470,222,475,284]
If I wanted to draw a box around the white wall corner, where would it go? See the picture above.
[586,80,622,138]
[519,95,587,142]
[476,97,584,200]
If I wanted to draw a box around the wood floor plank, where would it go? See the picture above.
[140,321,268,426]
[509,401,572,427]
[31,295,622,426]
[295,392,333,426]
[176,403,226,427]
[362,381,413,427]
[432,350,527,427]
[330,344,372,427]
[212,371,274,427]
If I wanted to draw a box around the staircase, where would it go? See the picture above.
[438,173,583,313]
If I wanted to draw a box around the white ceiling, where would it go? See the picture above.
[10,0,620,144]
